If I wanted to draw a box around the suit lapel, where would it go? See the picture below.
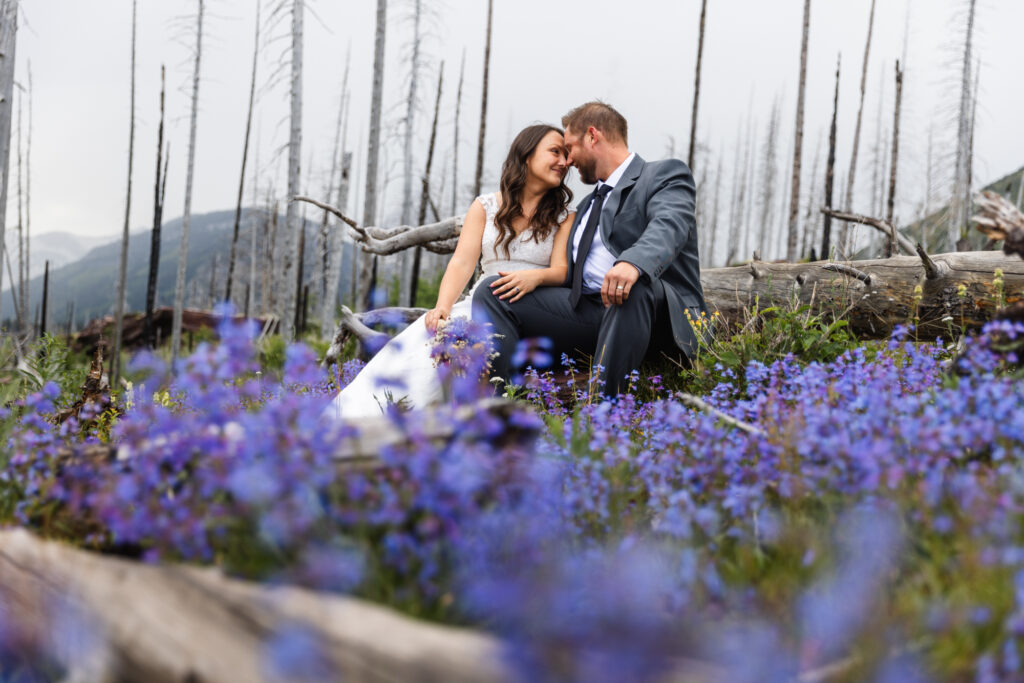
[566,190,594,269]
[600,155,646,250]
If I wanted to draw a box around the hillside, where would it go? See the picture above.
[4,208,358,328]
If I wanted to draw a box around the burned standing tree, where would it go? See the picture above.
[725,125,744,266]
[687,0,708,172]
[950,0,977,250]
[0,0,16,328]
[400,0,422,227]
[171,0,204,361]
[16,83,23,333]
[472,0,493,198]
[801,130,823,259]
[786,0,811,262]
[838,0,876,257]
[821,55,840,258]
[451,48,465,216]
[361,0,387,310]
[409,62,443,307]
[112,0,137,387]
[885,60,904,257]
[144,67,167,349]
[279,0,304,338]
[225,0,260,305]
[756,99,780,259]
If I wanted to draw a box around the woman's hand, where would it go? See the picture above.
[490,270,543,303]
[424,306,451,334]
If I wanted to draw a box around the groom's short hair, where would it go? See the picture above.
[562,101,628,145]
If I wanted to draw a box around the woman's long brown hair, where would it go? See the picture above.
[493,124,573,258]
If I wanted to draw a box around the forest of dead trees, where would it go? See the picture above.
[0,0,1019,371]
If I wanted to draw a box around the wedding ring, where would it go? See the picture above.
[616,285,625,290]
[514,287,520,292]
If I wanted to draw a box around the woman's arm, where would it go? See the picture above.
[489,211,576,302]
[424,199,486,332]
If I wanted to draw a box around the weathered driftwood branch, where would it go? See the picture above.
[0,528,508,683]
[820,207,916,256]
[973,189,1024,258]
[292,195,463,256]
[323,305,428,365]
[915,242,948,280]
[702,250,1024,339]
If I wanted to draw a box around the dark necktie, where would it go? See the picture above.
[569,184,613,308]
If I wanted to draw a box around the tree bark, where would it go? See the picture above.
[687,0,708,172]
[451,48,465,215]
[821,54,840,258]
[838,0,876,257]
[885,60,904,257]
[410,62,444,306]
[225,2,260,305]
[144,66,166,349]
[39,259,46,336]
[786,0,811,262]
[112,0,137,387]
[171,0,204,361]
[472,0,493,198]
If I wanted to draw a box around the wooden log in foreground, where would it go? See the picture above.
[703,250,1024,338]
[0,528,507,682]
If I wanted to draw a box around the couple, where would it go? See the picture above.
[329,101,708,419]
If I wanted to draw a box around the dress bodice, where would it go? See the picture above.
[476,193,566,279]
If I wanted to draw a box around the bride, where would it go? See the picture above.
[326,124,575,418]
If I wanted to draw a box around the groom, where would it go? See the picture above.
[473,101,708,396]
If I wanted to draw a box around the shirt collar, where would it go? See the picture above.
[597,152,636,191]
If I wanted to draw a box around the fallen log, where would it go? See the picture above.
[324,305,428,364]
[703,250,1024,339]
[0,528,508,682]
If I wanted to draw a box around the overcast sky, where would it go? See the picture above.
[14,0,1024,253]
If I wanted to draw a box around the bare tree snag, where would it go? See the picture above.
[410,62,444,306]
[884,60,904,257]
[0,0,17,326]
[786,0,811,262]
[112,0,137,388]
[171,0,204,361]
[839,0,876,256]
[144,67,166,349]
[687,0,708,172]
[472,0,493,197]
[361,0,387,311]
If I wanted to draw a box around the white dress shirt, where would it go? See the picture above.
[571,152,637,293]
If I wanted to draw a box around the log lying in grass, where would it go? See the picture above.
[704,249,1024,339]
[323,305,428,364]
[0,528,508,682]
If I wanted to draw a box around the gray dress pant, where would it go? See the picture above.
[471,275,677,396]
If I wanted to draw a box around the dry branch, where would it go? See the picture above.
[323,304,428,364]
[822,263,872,285]
[819,208,916,255]
[292,195,462,255]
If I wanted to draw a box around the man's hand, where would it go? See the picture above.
[601,261,641,307]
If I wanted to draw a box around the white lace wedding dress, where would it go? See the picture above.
[326,193,564,419]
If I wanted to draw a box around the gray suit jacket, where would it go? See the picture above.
[566,154,707,357]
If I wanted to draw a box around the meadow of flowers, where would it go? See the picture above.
[5,309,1024,682]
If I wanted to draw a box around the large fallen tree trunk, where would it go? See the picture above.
[0,528,508,682]
[704,249,1023,339]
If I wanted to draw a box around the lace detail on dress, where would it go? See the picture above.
[475,192,558,280]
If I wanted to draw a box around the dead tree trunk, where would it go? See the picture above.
[822,54,840,258]
[16,84,23,333]
[361,0,387,311]
[0,0,17,327]
[756,99,781,259]
[472,0,493,197]
[280,0,304,338]
[725,125,743,265]
[884,60,904,257]
[410,62,444,306]
[144,66,166,349]
[225,2,260,305]
[451,48,465,215]
[951,0,977,249]
[786,0,811,262]
[687,0,708,172]
[39,259,46,336]
[112,0,137,387]
[838,0,876,257]
[171,0,204,361]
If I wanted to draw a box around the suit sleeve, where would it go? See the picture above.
[615,159,696,280]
